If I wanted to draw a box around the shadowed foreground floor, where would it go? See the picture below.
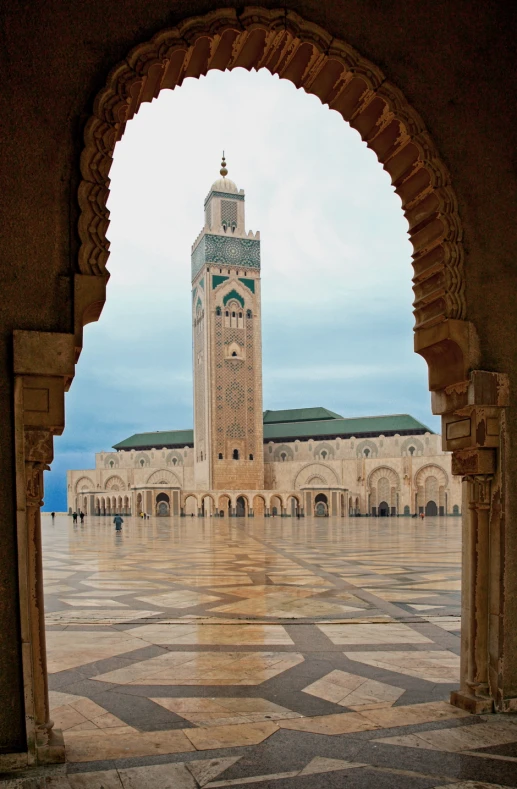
[6,514,517,788]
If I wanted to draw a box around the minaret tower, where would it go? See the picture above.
[191,156,264,491]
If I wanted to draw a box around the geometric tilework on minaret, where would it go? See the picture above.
[191,156,264,491]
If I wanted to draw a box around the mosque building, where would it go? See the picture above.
[67,159,462,519]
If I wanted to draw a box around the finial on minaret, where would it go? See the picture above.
[220,151,228,178]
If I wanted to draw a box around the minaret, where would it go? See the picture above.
[191,156,264,491]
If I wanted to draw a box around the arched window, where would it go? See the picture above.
[321,450,327,459]
[109,460,114,468]
[233,449,239,460]
[246,309,252,318]
[218,453,223,460]
[231,351,237,357]
[239,312,242,319]
[408,446,415,455]
[200,452,203,461]
[140,459,145,467]
[363,448,370,457]
[225,310,229,317]
[232,311,236,318]
[216,306,221,316]
[280,452,286,462]
[249,454,253,460]
[172,458,177,465]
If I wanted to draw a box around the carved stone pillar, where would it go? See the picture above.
[430,370,509,713]
[13,330,75,764]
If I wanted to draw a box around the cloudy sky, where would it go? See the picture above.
[44,68,437,511]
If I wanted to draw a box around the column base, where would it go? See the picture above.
[450,690,494,714]
[36,728,66,764]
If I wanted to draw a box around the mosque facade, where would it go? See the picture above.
[67,161,462,519]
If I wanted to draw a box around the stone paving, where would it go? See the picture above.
[8,513,517,788]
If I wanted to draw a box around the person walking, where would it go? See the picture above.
[79,511,85,524]
[72,511,78,524]
[51,512,55,521]
[113,513,124,531]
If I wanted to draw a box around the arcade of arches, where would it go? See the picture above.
[1,1,517,774]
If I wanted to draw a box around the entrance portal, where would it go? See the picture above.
[156,493,170,516]
[425,500,438,516]
[236,496,246,517]
[379,501,389,517]
[314,493,328,517]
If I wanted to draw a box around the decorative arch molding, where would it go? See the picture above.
[135,452,151,467]
[165,450,183,466]
[356,439,378,459]
[367,465,400,490]
[273,444,294,462]
[146,468,181,486]
[103,453,119,468]
[75,476,95,493]
[105,475,126,491]
[294,462,339,489]
[313,442,335,460]
[78,6,471,388]
[400,436,424,456]
[415,463,448,487]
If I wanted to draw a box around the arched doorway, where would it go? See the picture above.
[425,500,438,516]
[270,495,282,517]
[236,496,247,517]
[156,492,170,516]
[314,493,328,517]
[378,501,389,517]
[218,495,231,518]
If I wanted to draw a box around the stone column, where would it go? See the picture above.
[13,331,74,765]
[432,370,510,713]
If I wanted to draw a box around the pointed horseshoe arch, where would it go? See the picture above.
[76,6,470,390]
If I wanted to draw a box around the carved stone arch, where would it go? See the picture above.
[356,439,378,459]
[146,468,181,486]
[135,452,151,467]
[400,436,425,456]
[367,465,400,490]
[166,450,183,466]
[294,462,339,489]
[273,444,294,462]
[103,453,119,468]
[75,476,95,493]
[415,463,448,487]
[313,442,334,460]
[78,6,470,391]
[306,475,326,486]
[104,475,126,491]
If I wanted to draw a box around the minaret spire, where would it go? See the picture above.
[220,152,228,178]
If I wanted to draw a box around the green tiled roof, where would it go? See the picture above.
[113,429,194,450]
[113,413,432,450]
[263,407,343,424]
[263,414,433,441]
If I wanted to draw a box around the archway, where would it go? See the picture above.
[218,495,231,518]
[314,493,328,517]
[14,6,512,770]
[236,496,247,517]
[253,495,266,516]
[270,495,282,517]
[378,501,390,517]
[156,492,170,516]
[425,500,438,516]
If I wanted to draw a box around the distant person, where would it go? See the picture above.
[420,512,425,520]
[72,512,78,523]
[113,513,124,531]
[79,511,85,524]
[51,512,55,521]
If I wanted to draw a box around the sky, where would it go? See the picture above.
[43,68,437,511]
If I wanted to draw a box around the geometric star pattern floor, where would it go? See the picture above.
[6,514,517,788]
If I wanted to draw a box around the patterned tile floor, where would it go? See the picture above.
[8,513,517,788]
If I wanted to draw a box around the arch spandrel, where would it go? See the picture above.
[77,7,470,390]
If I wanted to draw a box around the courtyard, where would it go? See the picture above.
[36,513,517,788]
